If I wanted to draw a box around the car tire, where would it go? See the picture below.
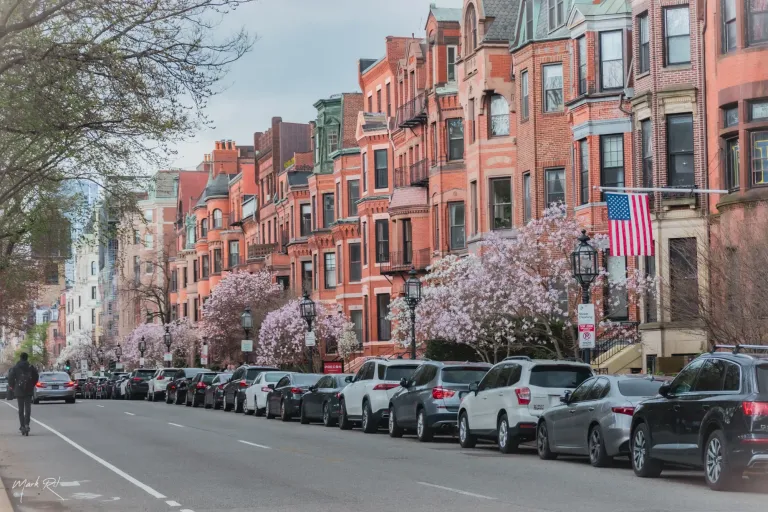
[416,409,434,442]
[322,403,336,427]
[255,399,265,417]
[214,398,222,410]
[361,400,377,434]
[33,398,40,405]
[153,393,160,403]
[224,396,233,412]
[338,399,352,430]
[388,405,403,438]
[458,412,476,449]
[265,401,275,419]
[704,429,740,491]
[175,392,183,405]
[166,393,173,405]
[280,400,291,422]
[589,425,612,468]
[631,423,663,478]
[498,413,520,454]
[536,421,558,460]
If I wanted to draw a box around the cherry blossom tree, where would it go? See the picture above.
[200,270,284,367]
[337,322,360,359]
[121,319,196,369]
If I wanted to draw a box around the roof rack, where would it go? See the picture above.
[503,356,532,362]
[710,344,768,355]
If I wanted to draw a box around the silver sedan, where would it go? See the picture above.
[33,372,77,404]
[536,375,665,467]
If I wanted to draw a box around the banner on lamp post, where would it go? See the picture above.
[241,340,253,353]
[304,331,316,347]
[115,362,124,370]
[578,304,596,349]
[139,357,145,368]
[201,356,208,366]
[163,352,172,362]
[202,344,209,357]
[80,359,88,371]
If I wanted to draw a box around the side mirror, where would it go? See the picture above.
[658,383,670,397]
[399,378,409,388]
[344,376,353,383]
[560,391,572,404]
[267,384,275,390]
[308,385,318,393]
[468,382,478,394]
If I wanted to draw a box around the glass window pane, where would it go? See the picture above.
[725,107,739,127]
[752,131,768,185]
[546,169,565,205]
[752,101,768,121]
[668,115,693,152]
[543,64,563,112]
[666,7,690,36]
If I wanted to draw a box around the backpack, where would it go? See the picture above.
[14,366,32,394]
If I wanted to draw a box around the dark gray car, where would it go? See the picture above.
[388,362,491,442]
[536,375,666,467]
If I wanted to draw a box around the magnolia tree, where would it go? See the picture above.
[122,319,196,368]
[388,205,656,363]
[256,300,347,371]
[201,271,284,366]
[337,322,360,359]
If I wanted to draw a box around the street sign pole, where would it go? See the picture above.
[578,303,596,365]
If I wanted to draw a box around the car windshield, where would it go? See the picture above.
[382,365,420,382]
[441,367,489,384]
[41,373,71,381]
[136,370,156,378]
[201,374,217,384]
[293,374,322,386]
[529,365,593,388]
[617,379,664,397]
[265,373,287,382]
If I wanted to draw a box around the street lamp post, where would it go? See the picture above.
[240,306,253,365]
[404,268,423,360]
[164,326,172,368]
[115,344,122,367]
[570,229,599,364]
[138,336,147,368]
[299,292,316,371]
[97,348,104,375]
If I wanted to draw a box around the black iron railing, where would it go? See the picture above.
[380,248,430,274]
[410,158,429,185]
[396,92,427,128]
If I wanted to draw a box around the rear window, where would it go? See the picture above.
[441,367,489,384]
[136,370,156,377]
[217,374,232,383]
[185,369,207,377]
[163,370,181,378]
[757,365,768,393]
[529,365,592,388]
[201,374,217,384]
[617,379,664,397]
[246,369,269,381]
[293,374,322,386]
[265,373,287,383]
[41,373,71,381]
[381,365,420,382]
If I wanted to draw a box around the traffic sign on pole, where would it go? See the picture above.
[578,304,596,349]
[241,340,253,352]
[304,331,316,347]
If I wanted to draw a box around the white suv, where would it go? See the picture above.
[458,357,593,453]
[338,358,422,433]
[147,368,180,402]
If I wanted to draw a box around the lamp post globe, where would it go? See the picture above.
[115,344,122,361]
[570,229,599,303]
[240,306,253,334]
[299,292,316,331]
[164,325,171,351]
[138,336,146,354]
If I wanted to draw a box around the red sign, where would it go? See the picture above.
[323,361,343,374]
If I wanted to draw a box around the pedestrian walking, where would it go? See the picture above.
[8,353,39,436]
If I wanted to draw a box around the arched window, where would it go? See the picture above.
[90,261,96,276]
[212,209,223,229]
[489,94,510,137]
[466,4,478,53]
[200,218,208,237]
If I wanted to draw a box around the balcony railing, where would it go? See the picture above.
[410,158,429,186]
[396,91,427,128]
[228,212,242,227]
[380,248,430,275]
[247,243,276,261]
[394,167,407,188]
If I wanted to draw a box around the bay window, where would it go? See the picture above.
[600,31,624,90]
[665,7,691,65]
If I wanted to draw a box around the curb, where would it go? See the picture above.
[0,477,16,512]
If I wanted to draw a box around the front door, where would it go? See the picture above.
[473,366,503,431]
[345,362,373,417]
[553,377,595,450]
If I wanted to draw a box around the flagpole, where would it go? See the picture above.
[596,186,728,195]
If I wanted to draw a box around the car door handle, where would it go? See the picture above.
[569,409,576,414]
[673,405,681,411]
[588,407,595,412]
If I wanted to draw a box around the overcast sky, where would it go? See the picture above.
[169,0,464,169]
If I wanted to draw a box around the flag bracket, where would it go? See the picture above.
[596,186,728,195]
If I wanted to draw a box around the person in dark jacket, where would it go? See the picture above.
[8,353,39,435]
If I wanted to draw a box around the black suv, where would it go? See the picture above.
[630,345,768,491]
[223,365,278,413]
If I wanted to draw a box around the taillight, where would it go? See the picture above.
[218,384,225,389]
[133,377,142,382]
[169,384,176,390]
[373,383,399,391]
[65,381,75,388]
[196,382,207,389]
[515,387,531,405]
[36,382,46,388]
[742,401,768,416]
[431,387,456,400]
[261,386,271,392]
[611,406,635,416]
[290,387,304,395]
[157,376,164,381]
[239,381,248,388]
[336,392,342,399]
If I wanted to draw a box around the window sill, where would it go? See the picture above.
[664,63,691,71]
[543,110,565,115]
[574,201,607,211]
[636,71,650,80]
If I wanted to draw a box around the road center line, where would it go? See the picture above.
[238,440,271,450]
[97,405,105,408]
[166,500,181,507]
[168,422,185,428]
[417,481,496,501]
[2,402,166,499]
[124,412,135,416]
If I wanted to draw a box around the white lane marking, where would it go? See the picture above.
[59,481,81,487]
[167,422,184,428]
[2,402,166,499]
[97,405,105,408]
[166,500,181,507]
[238,440,271,450]
[179,509,194,512]
[417,482,496,501]
[124,412,135,416]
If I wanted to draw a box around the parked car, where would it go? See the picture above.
[243,371,289,415]
[107,373,128,399]
[167,368,210,405]
[74,378,87,398]
[33,372,76,404]
[630,347,768,491]
[84,377,99,399]
[389,362,491,441]
[298,373,354,426]
[185,372,218,407]
[536,375,665,466]
[338,358,422,433]
[95,377,109,399]
[0,376,8,399]
[223,365,278,413]
[265,373,323,421]
[458,357,593,453]
[124,369,156,400]
[147,368,181,402]
[204,373,232,409]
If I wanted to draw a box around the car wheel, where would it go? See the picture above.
[498,413,520,454]
[458,412,476,449]
[388,405,403,438]
[705,429,740,491]
[589,425,612,468]
[631,423,663,478]
[214,397,222,410]
[338,399,352,430]
[537,421,558,460]
[255,398,265,417]
[265,401,275,419]
[280,401,291,422]
[234,396,243,413]
[153,392,160,403]
[322,402,336,427]
[416,409,434,442]
[166,393,173,404]
[361,400,377,434]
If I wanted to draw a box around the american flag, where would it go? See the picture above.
[605,193,654,256]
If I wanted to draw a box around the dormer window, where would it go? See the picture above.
[548,0,564,30]
[466,4,478,53]
[327,125,339,154]
[447,46,457,81]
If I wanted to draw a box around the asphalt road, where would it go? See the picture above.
[0,398,766,512]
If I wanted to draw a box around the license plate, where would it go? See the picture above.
[52,385,59,390]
